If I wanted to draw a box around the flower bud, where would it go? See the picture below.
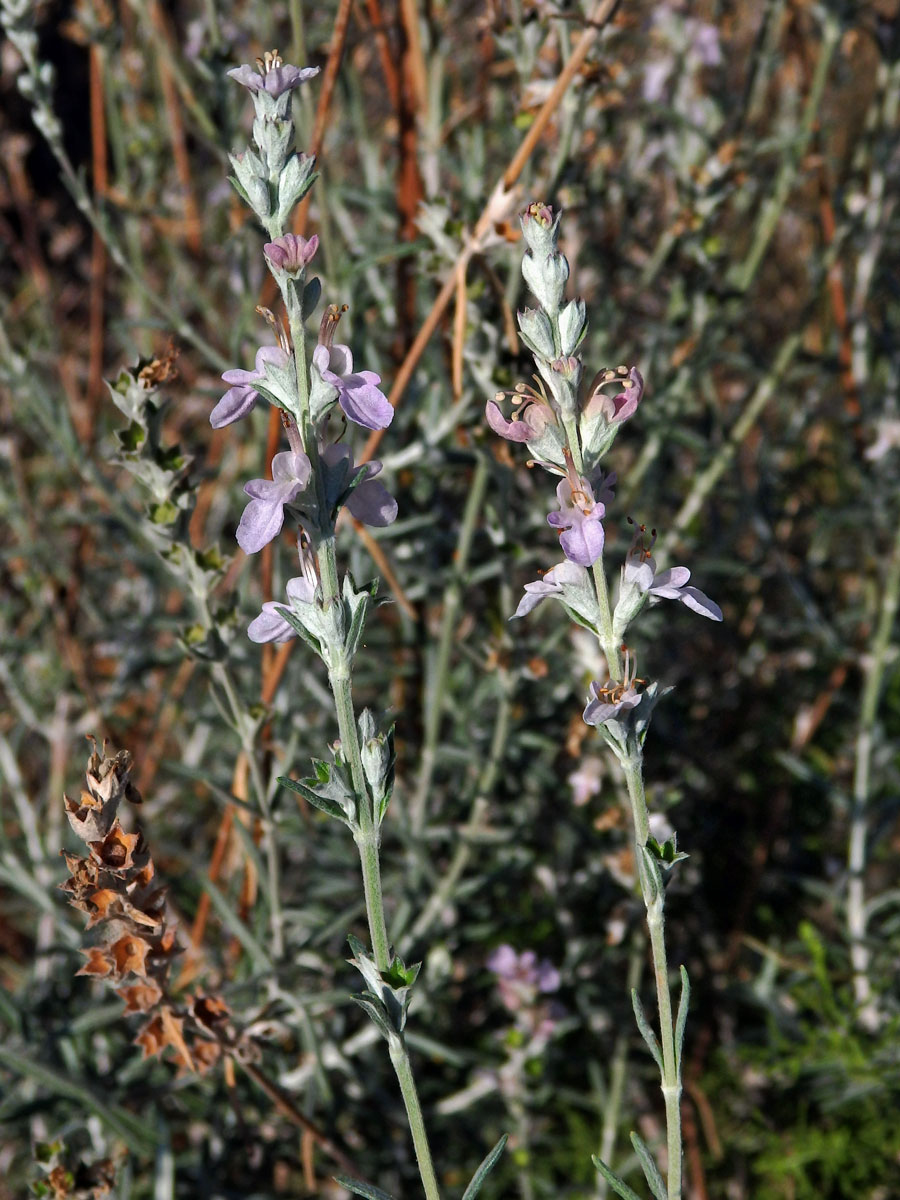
[520,202,560,258]
[558,298,587,355]
[521,248,569,317]
[517,308,556,360]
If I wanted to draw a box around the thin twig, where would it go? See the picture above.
[359,0,620,465]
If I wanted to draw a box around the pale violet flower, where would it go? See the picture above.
[322,443,397,527]
[485,395,555,443]
[582,366,644,427]
[312,344,393,430]
[227,59,319,99]
[568,756,604,806]
[248,575,316,643]
[513,561,586,618]
[236,451,311,554]
[210,345,289,428]
[623,527,722,621]
[583,677,643,727]
[487,945,561,1011]
[547,468,615,567]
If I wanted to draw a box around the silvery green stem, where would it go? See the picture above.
[316,534,392,973]
[847,515,900,1027]
[621,753,682,1199]
[389,1037,443,1200]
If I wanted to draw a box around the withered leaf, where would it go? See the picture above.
[89,824,143,872]
[109,934,151,978]
[76,947,113,977]
[117,980,163,1013]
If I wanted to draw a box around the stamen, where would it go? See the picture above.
[318,303,348,349]
[258,49,283,75]
[256,305,291,353]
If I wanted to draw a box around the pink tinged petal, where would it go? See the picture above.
[248,602,296,643]
[264,234,318,272]
[624,554,656,591]
[677,587,723,621]
[346,478,398,526]
[485,400,533,442]
[338,372,394,430]
[610,368,644,424]
[210,384,258,428]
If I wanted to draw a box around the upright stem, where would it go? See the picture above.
[621,753,682,1200]
[847,515,900,1027]
[390,1038,443,1200]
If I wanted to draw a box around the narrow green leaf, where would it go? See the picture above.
[0,1047,155,1154]
[201,878,272,974]
[630,1132,666,1200]
[631,988,664,1073]
[350,993,394,1041]
[591,1155,643,1200]
[462,1132,508,1200]
[275,605,323,657]
[332,1176,395,1200]
[278,776,348,823]
[675,964,691,1076]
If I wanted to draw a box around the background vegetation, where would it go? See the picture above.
[1,1,899,1197]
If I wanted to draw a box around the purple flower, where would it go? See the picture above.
[583,366,644,427]
[624,529,722,621]
[264,234,318,274]
[487,945,561,1015]
[227,60,320,99]
[210,345,290,428]
[513,561,585,618]
[568,756,604,806]
[547,470,609,566]
[248,575,316,643]
[583,678,643,727]
[485,397,554,443]
[313,344,393,431]
[323,443,397,526]
[236,451,311,554]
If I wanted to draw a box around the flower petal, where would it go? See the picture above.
[271,450,311,488]
[346,478,398,526]
[210,384,258,428]
[485,400,533,442]
[649,566,691,596]
[248,602,296,643]
[677,586,723,621]
[236,498,288,554]
[337,372,394,430]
